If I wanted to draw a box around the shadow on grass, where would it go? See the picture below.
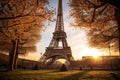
[58,70,89,80]
[110,72,120,80]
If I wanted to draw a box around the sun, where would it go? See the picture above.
[75,48,103,60]
[93,55,100,59]
[91,48,102,58]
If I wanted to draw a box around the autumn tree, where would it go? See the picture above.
[99,0,120,55]
[0,0,53,71]
[69,0,119,55]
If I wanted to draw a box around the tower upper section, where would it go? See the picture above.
[55,0,64,32]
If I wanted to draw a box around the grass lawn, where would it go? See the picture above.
[0,69,120,80]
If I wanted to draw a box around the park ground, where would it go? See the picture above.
[0,69,120,80]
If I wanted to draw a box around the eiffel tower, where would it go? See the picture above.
[40,0,74,65]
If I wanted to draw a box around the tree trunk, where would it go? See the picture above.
[9,50,14,71]
[9,39,19,71]
[14,46,19,69]
[9,40,16,71]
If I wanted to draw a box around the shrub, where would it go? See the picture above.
[60,64,68,71]
[33,64,39,70]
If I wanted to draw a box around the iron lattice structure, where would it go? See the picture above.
[40,0,74,65]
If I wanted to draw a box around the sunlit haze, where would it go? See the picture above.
[23,0,105,61]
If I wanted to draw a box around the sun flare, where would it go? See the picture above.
[93,55,99,59]
[75,48,103,60]
[91,48,102,58]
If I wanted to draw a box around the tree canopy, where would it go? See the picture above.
[0,0,53,54]
[69,0,119,54]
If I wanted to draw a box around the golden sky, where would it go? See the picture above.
[21,0,107,61]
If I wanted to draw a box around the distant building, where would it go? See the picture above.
[81,56,120,70]
[70,56,120,70]
[82,56,120,60]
